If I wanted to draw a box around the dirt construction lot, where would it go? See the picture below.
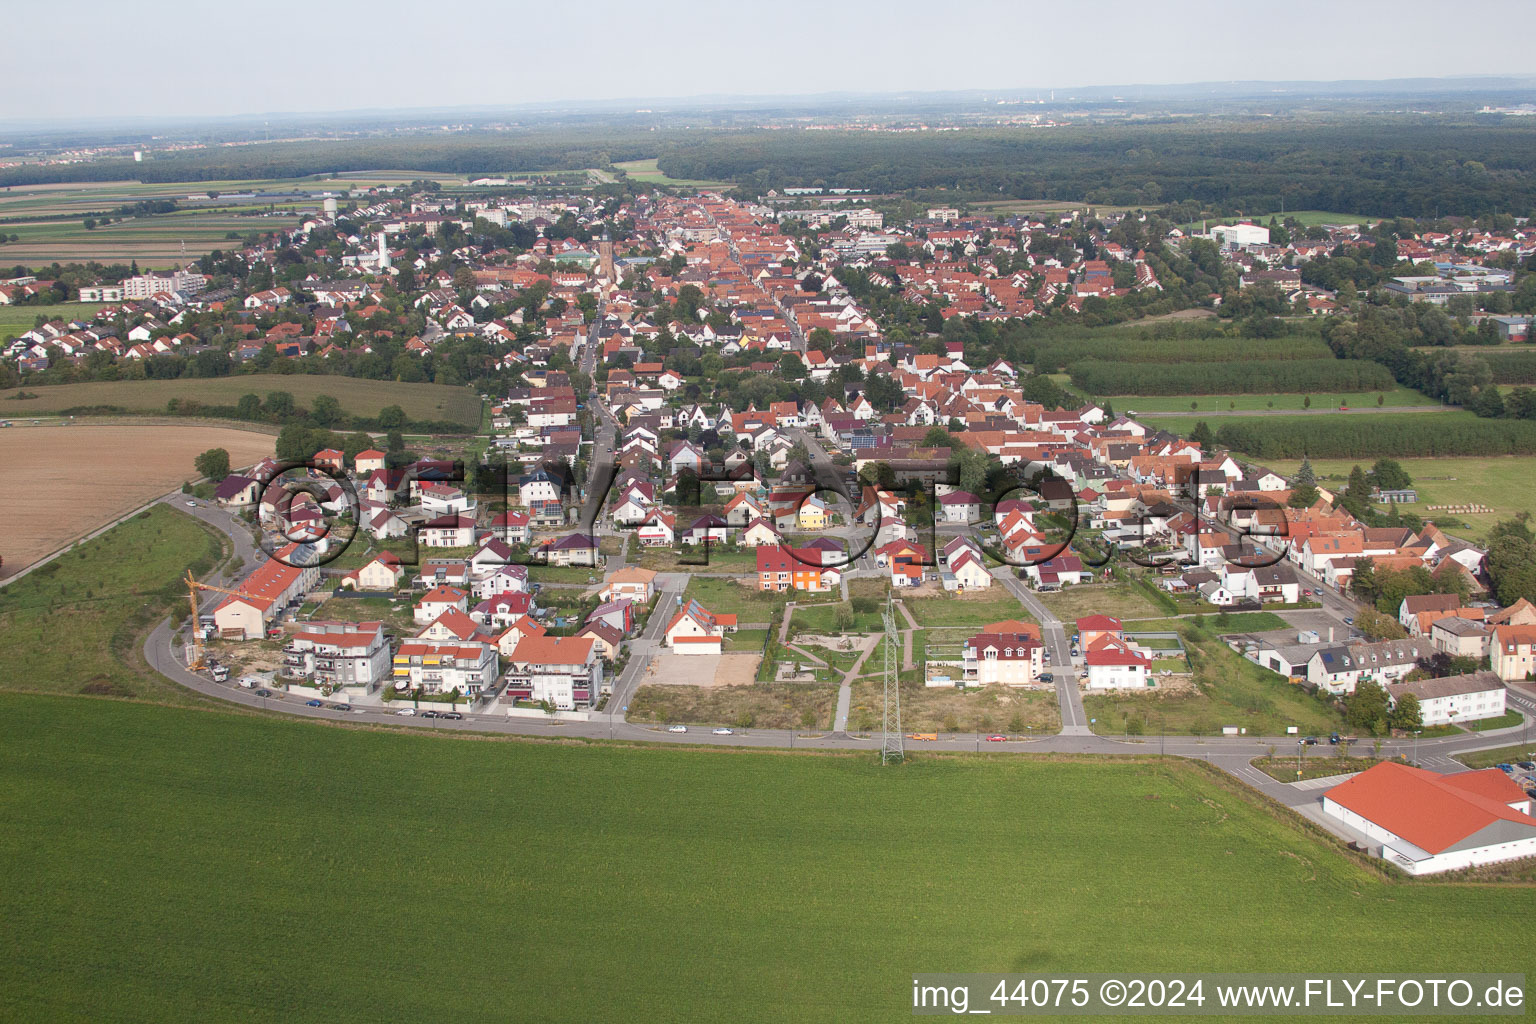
[641,652,762,687]
[0,424,273,573]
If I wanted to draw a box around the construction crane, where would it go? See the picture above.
[183,570,245,671]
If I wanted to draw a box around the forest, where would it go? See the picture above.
[5,116,1536,221]
[655,117,1536,218]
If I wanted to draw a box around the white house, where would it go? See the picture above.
[1385,672,1507,727]
[961,632,1043,687]
[1084,636,1152,689]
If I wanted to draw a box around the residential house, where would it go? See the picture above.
[961,632,1044,687]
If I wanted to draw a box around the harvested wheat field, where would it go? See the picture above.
[0,424,272,573]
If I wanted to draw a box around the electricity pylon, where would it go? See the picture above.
[881,593,904,765]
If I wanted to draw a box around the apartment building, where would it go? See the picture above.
[281,620,390,690]
[391,640,498,696]
[502,635,603,710]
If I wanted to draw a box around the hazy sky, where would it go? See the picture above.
[11,0,1536,122]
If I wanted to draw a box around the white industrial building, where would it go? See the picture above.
[1323,762,1536,876]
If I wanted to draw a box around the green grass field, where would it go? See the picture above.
[902,586,1030,627]
[0,375,482,428]
[0,504,227,704]
[1265,456,1536,542]
[1040,583,1166,623]
[0,209,305,265]
[1128,388,1440,414]
[611,158,732,189]
[2,693,1532,1022]
[0,301,108,335]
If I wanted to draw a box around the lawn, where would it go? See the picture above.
[1081,636,1344,737]
[1456,743,1536,769]
[0,504,227,705]
[682,576,831,621]
[0,375,482,429]
[901,586,1029,628]
[1466,710,1525,732]
[1039,583,1165,623]
[1265,456,1536,542]
[2,693,1532,1022]
[790,595,889,635]
[1128,387,1438,414]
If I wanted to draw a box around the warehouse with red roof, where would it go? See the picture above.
[1323,762,1536,875]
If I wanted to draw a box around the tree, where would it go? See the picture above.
[265,390,295,418]
[311,394,343,426]
[1345,679,1391,735]
[193,448,230,481]
[378,405,406,429]
[1189,420,1214,447]
[776,352,805,380]
[1388,693,1423,732]
[1345,464,1373,505]
[235,393,263,420]
[1293,458,1316,487]
[1369,458,1411,492]
[834,605,854,632]
[922,425,956,449]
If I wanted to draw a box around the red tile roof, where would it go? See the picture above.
[1327,762,1535,854]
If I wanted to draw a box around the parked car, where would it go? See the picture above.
[711,728,733,735]
[1518,762,1536,772]
[1040,673,1054,683]
[396,708,416,716]
[441,712,463,720]
[304,699,322,707]
[185,500,198,508]
[986,734,1008,742]
[421,710,440,719]
[1497,763,1516,773]
[667,724,688,733]
[328,704,350,711]
[1343,617,1354,626]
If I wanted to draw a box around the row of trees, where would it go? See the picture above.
[1027,331,1334,374]
[1212,414,1536,459]
[1069,358,1393,397]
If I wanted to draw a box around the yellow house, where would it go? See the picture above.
[797,496,830,531]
